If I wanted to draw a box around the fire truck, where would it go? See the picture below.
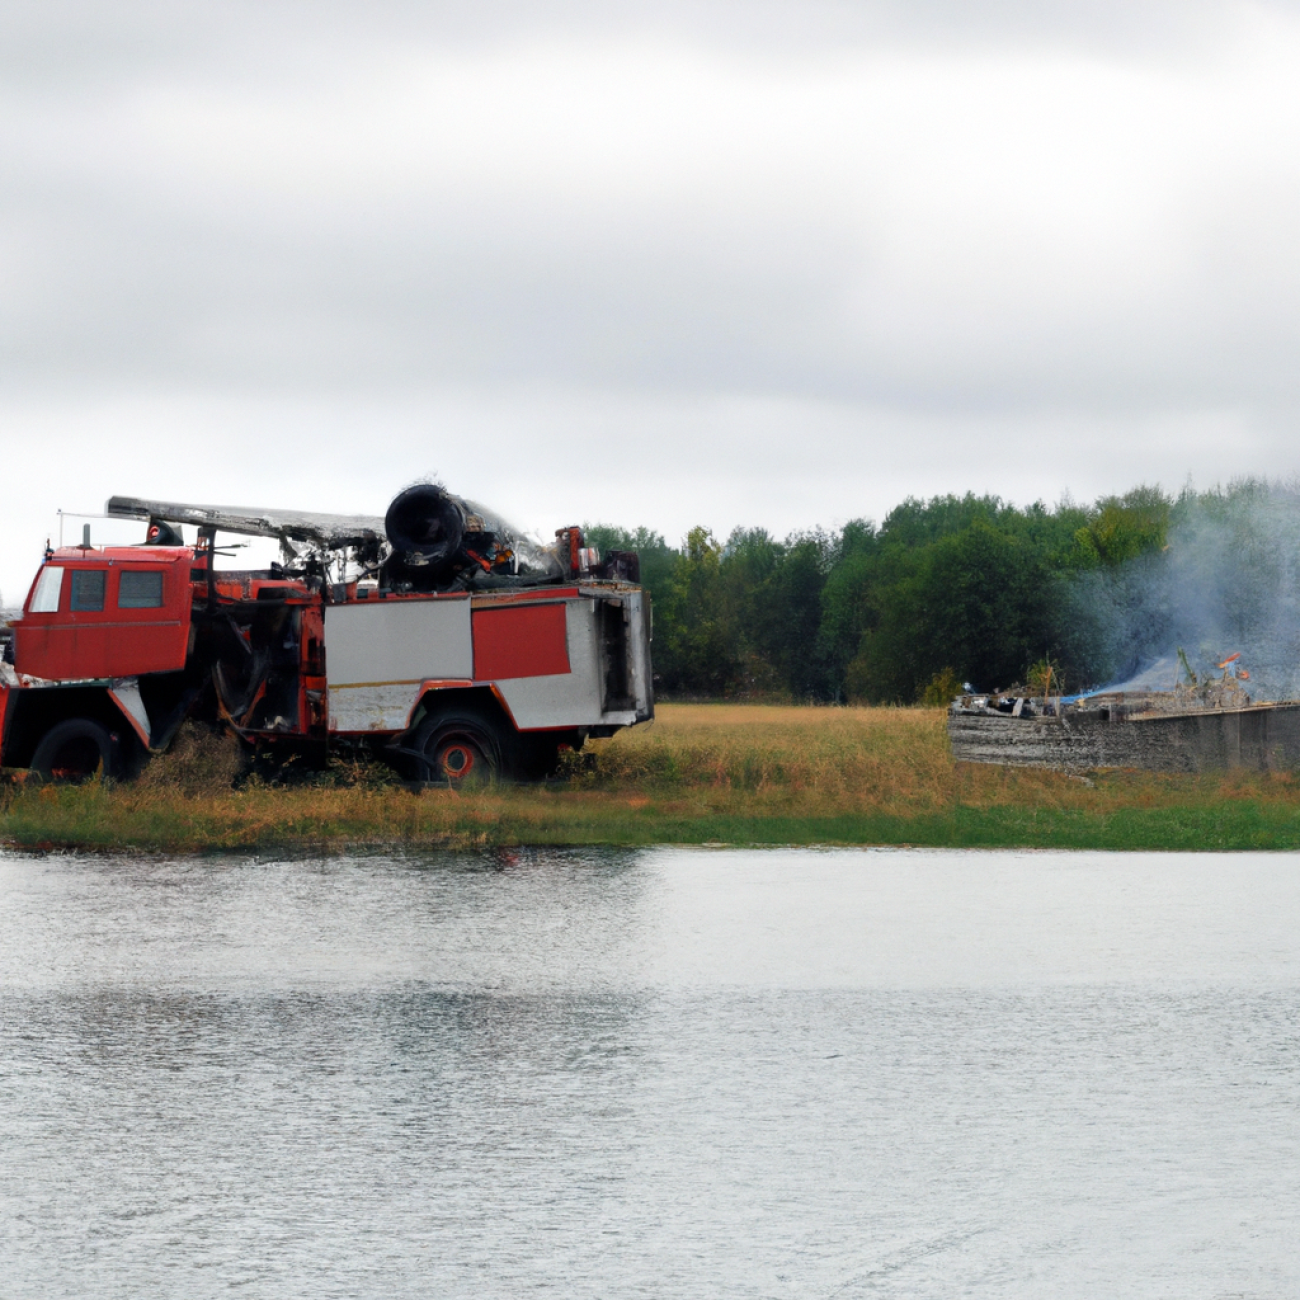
[0,485,653,783]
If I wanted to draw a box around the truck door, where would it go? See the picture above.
[14,558,192,681]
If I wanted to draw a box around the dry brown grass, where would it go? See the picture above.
[576,704,957,810]
[581,703,1300,815]
[133,721,244,797]
[5,703,1300,851]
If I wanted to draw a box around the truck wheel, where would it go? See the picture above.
[414,713,502,787]
[30,719,122,783]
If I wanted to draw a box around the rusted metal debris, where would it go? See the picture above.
[948,661,1300,772]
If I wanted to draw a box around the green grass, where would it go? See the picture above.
[5,704,1300,853]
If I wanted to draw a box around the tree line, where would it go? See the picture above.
[587,483,1184,703]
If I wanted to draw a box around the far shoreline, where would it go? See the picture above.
[5,703,1300,855]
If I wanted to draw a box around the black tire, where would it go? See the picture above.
[413,712,503,787]
[30,718,123,783]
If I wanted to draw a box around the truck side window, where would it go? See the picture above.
[29,566,64,613]
[118,570,164,609]
[70,569,106,612]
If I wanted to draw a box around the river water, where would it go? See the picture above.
[1,847,1298,1298]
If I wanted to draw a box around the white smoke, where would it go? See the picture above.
[1065,480,1300,702]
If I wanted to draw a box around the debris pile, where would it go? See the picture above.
[948,650,1300,772]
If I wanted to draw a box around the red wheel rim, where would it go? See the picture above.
[440,743,476,778]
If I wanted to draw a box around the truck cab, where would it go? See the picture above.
[14,547,193,681]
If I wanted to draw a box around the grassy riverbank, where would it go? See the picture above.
[5,703,1300,852]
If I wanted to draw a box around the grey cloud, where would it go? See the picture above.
[5,121,1300,418]
[4,1,1299,415]
[7,0,1300,608]
[0,178,848,396]
[0,0,1277,89]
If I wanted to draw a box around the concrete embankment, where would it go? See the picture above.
[949,702,1300,772]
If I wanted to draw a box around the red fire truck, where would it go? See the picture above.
[0,486,653,783]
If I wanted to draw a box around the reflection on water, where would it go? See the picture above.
[0,848,1298,1297]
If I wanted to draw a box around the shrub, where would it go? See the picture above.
[917,668,964,706]
[135,722,244,796]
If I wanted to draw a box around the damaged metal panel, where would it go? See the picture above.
[107,678,150,747]
[107,496,385,549]
[327,682,432,734]
[614,589,653,720]
[324,598,473,732]
[493,600,608,729]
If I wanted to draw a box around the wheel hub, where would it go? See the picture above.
[441,744,475,778]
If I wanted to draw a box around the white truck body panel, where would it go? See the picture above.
[322,586,652,735]
[324,597,472,733]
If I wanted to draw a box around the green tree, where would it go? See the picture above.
[848,520,1056,700]
[583,523,676,603]
[744,532,833,698]
[654,527,743,696]
[586,484,1178,702]
[818,520,879,699]
[1068,485,1170,568]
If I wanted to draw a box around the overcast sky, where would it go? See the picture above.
[4,0,1300,600]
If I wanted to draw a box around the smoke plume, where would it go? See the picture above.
[1065,480,1300,701]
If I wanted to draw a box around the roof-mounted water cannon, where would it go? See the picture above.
[383,483,468,591]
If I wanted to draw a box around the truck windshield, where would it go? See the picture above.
[29,566,64,613]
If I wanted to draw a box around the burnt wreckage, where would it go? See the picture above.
[948,656,1300,773]
[0,484,653,783]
